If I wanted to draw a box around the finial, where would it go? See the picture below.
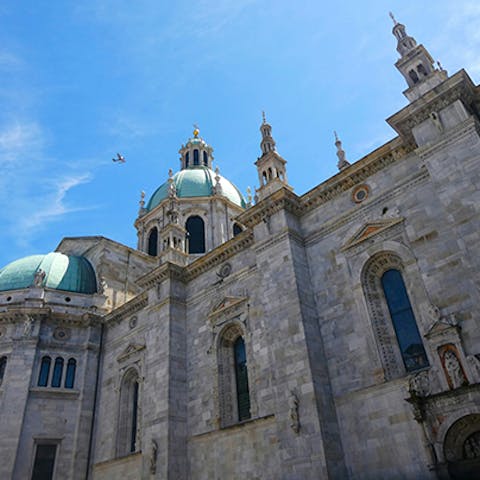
[168,168,173,179]
[262,111,266,124]
[334,131,350,171]
[139,190,145,205]
[193,124,199,138]
[389,12,398,25]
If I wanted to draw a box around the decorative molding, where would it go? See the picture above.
[341,217,404,251]
[106,293,148,325]
[117,343,146,363]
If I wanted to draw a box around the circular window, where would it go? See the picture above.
[129,316,138,329]
[352,184,370,203]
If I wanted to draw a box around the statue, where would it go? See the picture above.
[149,439,158,474]
[33,269,46,288]
[23,315,35,337]
[443,350,468,389]
[288,390,300,434]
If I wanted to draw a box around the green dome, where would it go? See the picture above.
[146,166,246,211]
[0,252,97,294]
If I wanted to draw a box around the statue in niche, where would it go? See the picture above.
[464,432,480,459]
[33,268,46,287]
[23,315,35,337]
[443,350,468,389]
[288,390,300,434]
[149,439,158,474]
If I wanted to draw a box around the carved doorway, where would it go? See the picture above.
[443,414,480,479]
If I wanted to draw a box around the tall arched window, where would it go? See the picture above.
[147,227,158,256]
[185,151,190,168]
[65,358,76,389]
[38,356,51,387]
[362,252,428,379]
[381,269,428,372]
[0,356,7,386]
[51,357,64,388]
[217,324,251,427]
[186,216,205,254]
[203,151,208,166]
[117,369,140,456]
[193,149,199,166]
[234,337,251,421]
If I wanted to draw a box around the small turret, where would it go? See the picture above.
[254,113,291,201]
[390,13,448,102]
[178,125,214,170]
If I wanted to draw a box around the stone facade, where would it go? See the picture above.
[1,17,480,480]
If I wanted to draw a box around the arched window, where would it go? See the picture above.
[185,151,190,168]
[262,171,267,185]
[234,337,251,421]
[417,64,427,76]
[0,356,7,386]
[233,223,242,237]
[38,356,51,387]
[362,252,428,380]
[193,149,199,166]
[51,357,64,388]
[381,269,428,372]
[65,358,76,389]
[203,151,208,166]
[186,216,205,254]
[117,369,140,456]
[147,227,158,256]
[409,69,419,84]
[217,324,251,427]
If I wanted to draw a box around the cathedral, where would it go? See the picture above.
[1,16,480,480]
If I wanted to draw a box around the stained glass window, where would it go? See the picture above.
[381,269,428,372]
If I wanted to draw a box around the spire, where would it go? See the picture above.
[390,13,417,56]
[390,13,448,102]
[334,131,350,171]
[260,112,276,155]
[255,113,291,201]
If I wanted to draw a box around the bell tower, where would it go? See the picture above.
[255,113,292,202]
[390,12,448,102]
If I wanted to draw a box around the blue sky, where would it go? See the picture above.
[0,1,479,267]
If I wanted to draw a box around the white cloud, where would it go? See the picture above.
[18,174,93,233]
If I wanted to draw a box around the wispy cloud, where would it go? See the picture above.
[0,120,96,248]
[18,174,93,235]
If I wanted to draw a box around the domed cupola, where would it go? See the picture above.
[0,252,97,294]
[135,128,249,263]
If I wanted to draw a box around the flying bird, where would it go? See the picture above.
[112,153,126,163]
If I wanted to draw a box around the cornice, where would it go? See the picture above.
[237,187,302,228]
[184,230,254,281]
[387,70,477,140]
[105,292,148,325]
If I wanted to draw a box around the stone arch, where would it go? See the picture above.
[443,414,480,479]
[216,322,251,427]
[117,367,141,456]
[361,251,428,380]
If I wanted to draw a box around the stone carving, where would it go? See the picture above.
[149,439,158,474]
[168,169,176,198]
[23,315,35,337]
[288,390,300,434]
[442,349,468,389]
[129,316,138,329]
[98,278,108,295]
[33,269,46,287]
[53,327,71,341]
[467,354,480,380]
[408,370,431,397]
[464,432,480,459]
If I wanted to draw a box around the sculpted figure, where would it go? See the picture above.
[443,350,467,389]
[149,439,158,474]
[23,315,35,337]
[33,269,46,287]
[289,390,300,434]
